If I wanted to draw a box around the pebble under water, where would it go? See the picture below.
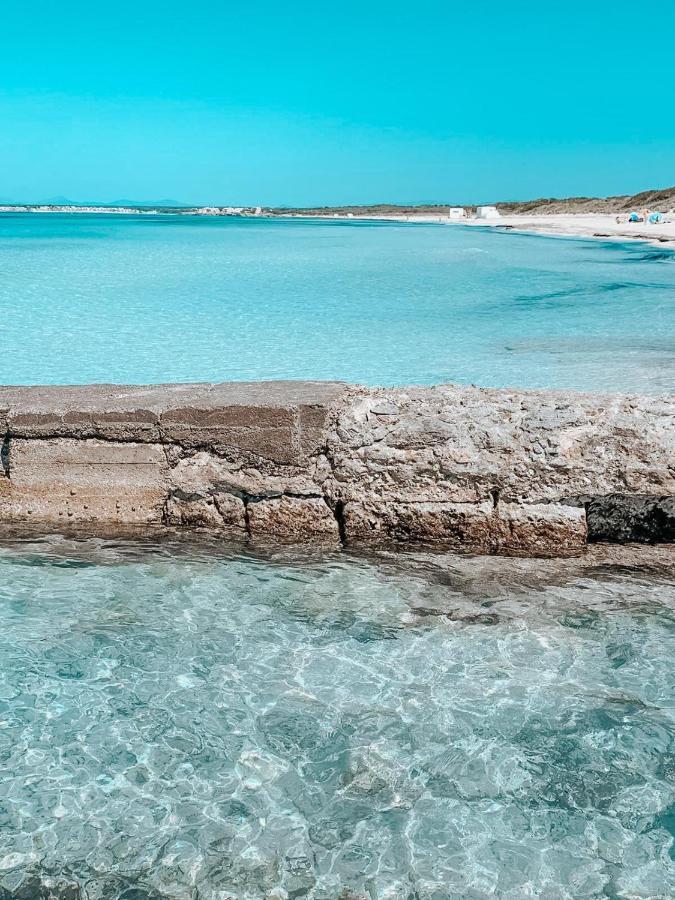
[0,536,673,899]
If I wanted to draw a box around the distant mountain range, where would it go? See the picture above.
[0,196,193,208]
[2,186,674,216]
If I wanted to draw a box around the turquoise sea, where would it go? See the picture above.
[0,536,673,899]
[0,212,674,392]
[0,214,674,899]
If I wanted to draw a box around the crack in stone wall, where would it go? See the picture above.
[1,431,10,478]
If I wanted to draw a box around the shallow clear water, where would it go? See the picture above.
[0,535,673,898]
[0,213,674,393]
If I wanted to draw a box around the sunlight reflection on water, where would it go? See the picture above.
[0,534,673,898]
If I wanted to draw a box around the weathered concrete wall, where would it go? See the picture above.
[0,381,673,556]
[328,385,675,552]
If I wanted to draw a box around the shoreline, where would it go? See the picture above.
[291,210,675,248]
[277,211,675,250]
[458,213,675,248]
[3,205,674,248]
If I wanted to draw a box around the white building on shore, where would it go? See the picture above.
[448,207,466,219]
[475,205,500,219]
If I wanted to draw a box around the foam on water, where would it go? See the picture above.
[0,213,674,393]
[0,536,673,898]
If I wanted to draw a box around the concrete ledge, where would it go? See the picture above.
[0,381,673,556]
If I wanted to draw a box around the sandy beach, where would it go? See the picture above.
[460,212,675,247]
[4,204,675,250]
[288,210,675,248]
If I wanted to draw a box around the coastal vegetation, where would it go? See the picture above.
[271,186,675,217]
[2,185,674,217]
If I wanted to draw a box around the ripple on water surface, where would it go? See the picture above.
[0,536,673,899]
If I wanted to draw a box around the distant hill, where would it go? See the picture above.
[497,186,675,215]
[3,186,674,217]
[270,186,675,217]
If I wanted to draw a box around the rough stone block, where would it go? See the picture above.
[168,451,324,500]
[158,381,347,464]
[328,385,675,506]
[164,491,246,531]
[247,496,339,542]
[342,499,586,556]
[493,502,587,556]
[342,500,495,547]
[1,384,166,441]
[164,424,299,465]
[0,381,349,463]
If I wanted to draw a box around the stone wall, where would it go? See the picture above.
[0,381,673,556]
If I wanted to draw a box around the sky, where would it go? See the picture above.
[1,0,673,206]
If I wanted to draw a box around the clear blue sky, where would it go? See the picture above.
[1,0,673,206]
